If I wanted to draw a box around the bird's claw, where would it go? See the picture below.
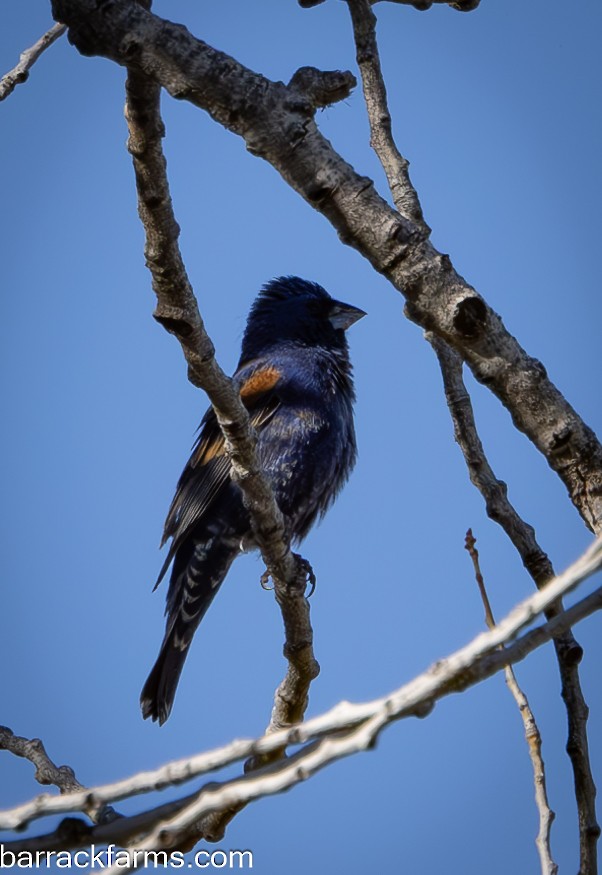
[293,554,317,598]
[259,555,316,597]
[260,569,274,591]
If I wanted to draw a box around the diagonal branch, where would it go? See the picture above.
[124,69,295,580]
[346,0,427,227]
[431,336,599,875]
[127,547,602,864]
[0,22,66,102]
[124,49,318,719]
[2,539,601,860]
[51,0,602,534]
[343,3,599,861]
[124,40,319,839]
[428,338,558,587]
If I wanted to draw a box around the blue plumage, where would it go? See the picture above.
[141,276,365,724]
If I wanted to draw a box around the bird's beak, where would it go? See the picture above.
[328,301,367,331]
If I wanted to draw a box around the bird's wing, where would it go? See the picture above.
[154,359,283,588]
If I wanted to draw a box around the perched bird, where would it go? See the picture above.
[141,276,365,724]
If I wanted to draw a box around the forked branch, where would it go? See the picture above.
[1,539,601,865]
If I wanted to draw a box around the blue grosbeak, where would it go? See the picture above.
[141,276,365,724]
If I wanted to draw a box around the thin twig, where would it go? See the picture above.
[0,23,66,102]
[429,339,558,587]
[0,726,118,826]
[346,0,427,226]
[2,538,601,859]
[465,530,558,875]
[430,336,599,875]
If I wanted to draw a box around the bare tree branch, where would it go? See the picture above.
[50,0,602,533]
[0,22,66,102]
[95,559,602,872]
[465,531,558,875]
[7,590,602,861]
[123,36,319,715]
[4,3,596,867]
[346,0,426,226]
[0,727,118,827]
[346,9,598,861]
[123,67,296,584]
[430,336,600,874]
[2,538,601,859]
[428,338,557,587]
[123,23,320,840]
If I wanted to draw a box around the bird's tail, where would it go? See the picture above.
[140,533,239,725]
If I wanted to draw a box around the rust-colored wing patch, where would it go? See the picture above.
[239,365,282,404]
[189,365,281,470]
[194,434,226,465]
[157,363,284,576]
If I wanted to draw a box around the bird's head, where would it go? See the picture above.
[240,276,366,361]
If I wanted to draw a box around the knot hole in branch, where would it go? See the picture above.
[453,296,488,338]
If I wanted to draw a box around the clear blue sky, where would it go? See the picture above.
[1,1,601,873]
